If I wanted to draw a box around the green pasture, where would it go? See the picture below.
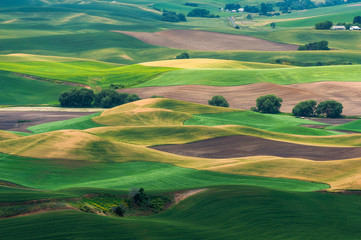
[4,186,361,240]
[326,119,361,133]
[28,112,103,134]
[135,64,361,87]
[0,62,175,87]
[191,50,361,66]
[0,154,327,192]
[185,111,341,136]
[0,70,71,105]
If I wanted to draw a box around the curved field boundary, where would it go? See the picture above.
[114,30,299,51]
[152,135,361,160]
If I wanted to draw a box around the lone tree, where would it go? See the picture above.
[58,88,94,108]
[270,22,276,28]
[208,95,229,107]
[292,100,317,117]
[353,16,361,24]
[316,100,343,118]
[256,94,282,114]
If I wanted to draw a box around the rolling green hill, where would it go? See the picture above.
[135,64,361,87]
[3,186,361,240]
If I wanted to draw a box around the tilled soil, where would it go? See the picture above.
[151,135,361,161]
[0,111,97,132]
[119,82,361,116]
[114,30,299,51]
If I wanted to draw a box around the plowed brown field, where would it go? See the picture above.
[119,82,361,115]
[114,30,299,51]
[152,135,361,160]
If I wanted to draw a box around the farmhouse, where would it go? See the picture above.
[350,26,361,30]
[331,26,346,30]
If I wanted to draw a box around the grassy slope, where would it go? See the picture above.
[326,119,361,133]
[4,99,361,190]
[0,154,326,192]
[185,111,341,136]
[0,70,71,105]
[140,58,294,69]
[0,62,176,87]
[135,64,361,87]
[93,98,236,126]
[27,112,104,134]
[3,186,361,240]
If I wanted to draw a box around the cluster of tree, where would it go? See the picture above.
[293,100,343,118]
[276,0,316,12]
[319,0,361,8]
[315,20,333,30]
[184,3,198,7]
[111,188,172,217]
[176,52,190,59]
[298,40,329,50]
[130,188,171,213]
[187,8,219,18]
[58,88,140,108]
[243,3,279,16]
[224,3,241,11]
[161,10,186,22]
[208,95,229,107]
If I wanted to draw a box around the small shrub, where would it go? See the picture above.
[208,95,229,107]
[176,52,190,59]
[250,106,258,112]
[112,203,128,217]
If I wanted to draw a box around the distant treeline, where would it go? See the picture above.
[226,0,361,15]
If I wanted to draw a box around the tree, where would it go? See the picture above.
[298,40,329,50]
[256,94,282,113]
[292,100,317,117]
[176,52,190,59]
[270,22,276,28]
[58,88,94,108]
[133,188,148,206]
[353,16,361,24]
[208,95,229,107]
[246,14,253,20]
[316,100,343,118]
[315,20,333,30]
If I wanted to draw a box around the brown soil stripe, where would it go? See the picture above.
[151,135,361,161]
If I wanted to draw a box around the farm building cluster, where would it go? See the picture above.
[332,25,361,30]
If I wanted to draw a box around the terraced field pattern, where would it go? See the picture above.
[2,0,361,239]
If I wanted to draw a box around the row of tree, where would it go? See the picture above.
[298,40,329,50]
[58,88,140,108]
[161,10,186,22]
[208,94,343,118]
[187,8,220,18]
